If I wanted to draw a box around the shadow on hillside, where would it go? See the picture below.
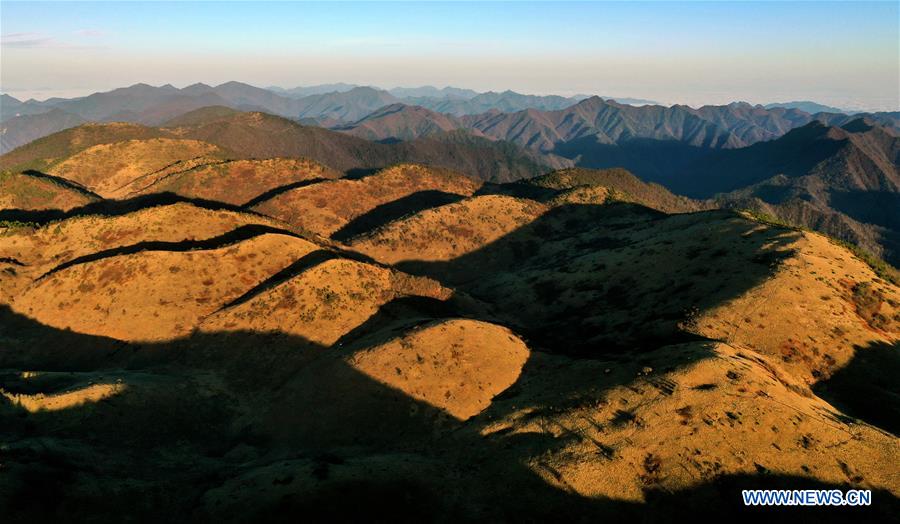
[673,126,847,198]
[0,191,257,225]
[219,250,343,310]
[394,202,800,356]
[813,340,900,436]
[474,181,558,201]
[331,295,470,348]
[553,137,712,193]
[239,178,331,208]
[1,196,893,521]
[19,170,101,199]
[344,167,380,180]
[2,307,897,523]
[37,224,306,279]
[331,190,468,241]
[830,191,900,231]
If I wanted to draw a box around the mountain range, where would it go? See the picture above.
[2,82,898,264]
[0,107,567,184]
[4,82,897,155]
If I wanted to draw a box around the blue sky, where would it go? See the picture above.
[1,1,898,110]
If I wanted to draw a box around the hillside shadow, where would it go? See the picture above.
[0,191,258,225]
[677,125,847,197]
[37,224,306,279]
[829,191,900,231]
[331,295,469,348]
[812,340,900,436]
[474,181,558,201]
[552,136,712,193]
[239,178,330,208]
[331,190,467,241]
[19,170,102,199]
[343,167,380,180]
[218,250,342,310]
[1,308,898,522]
[394,202,800,356]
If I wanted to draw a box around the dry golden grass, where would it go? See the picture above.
[481,340,899,503]
[201,258,452,346]
[349,194,546,264]
[695,229,900,383]
[252,163,482,237]
[48,138,226,198]
[2,382,125,412]
[0,203,289,303]
[12,233,320,341]
[129,157,341,204]
[348,319,530,420]
[0,171,97,211]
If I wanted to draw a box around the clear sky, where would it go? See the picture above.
[1,1,898,110]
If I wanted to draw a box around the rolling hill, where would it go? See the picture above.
[337,103,467,141]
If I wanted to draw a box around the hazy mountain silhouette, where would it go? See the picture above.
[0,109,86,154]
[765,101,847,114]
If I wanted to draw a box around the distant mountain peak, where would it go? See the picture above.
[573,96,608,109]
[765,100,846,115]
[840,117,875,133]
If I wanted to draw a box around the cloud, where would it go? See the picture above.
[1,32,54,48]
[1,31,106,50]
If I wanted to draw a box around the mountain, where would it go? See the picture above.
[293,86,401,123]
[680,119,899,196]
[587,95,657,106]
[766,101,847,114]
[525,167,706,214]
[460,97,742,153]
[160,105,242,126]
[196,80,308,115]
[686,119,900,264]
[0,122,168,173]
[460,98,824,153]
[1,108,565,183]
[1,83,309,124]
[412,90,584,116]
[0,109,86,154]
[815,111,900,135]
[41,83,185,121]
[388,85,480,99]
[336,103,466,141]
[0,94,61,121]
[2,139,898,521]
[267,83,359,97]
